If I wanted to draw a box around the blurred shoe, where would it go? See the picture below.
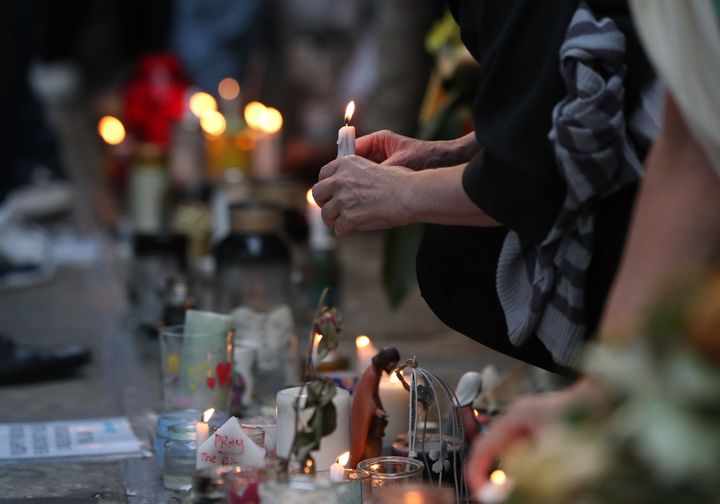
[0,334,91,385]
[0,203,55,290]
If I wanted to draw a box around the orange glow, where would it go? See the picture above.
[202,408,215,422]
[302,457,314,474]
[218,77,240,100]
[244,101,267,130]
[344,101,355,123]
[306,189,318,208]
[355,335,371,349]
[403,491,424,504]
[389,371,401,384]
[97,116,125,145]
[490,470,508,486]
[200,110,227,136]
[337,451,350,466]
[261,107,283,134]
[189,92,218,118]
[473,409,480,419]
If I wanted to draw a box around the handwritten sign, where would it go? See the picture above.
[196,417,265,470]
[0,417,141,460]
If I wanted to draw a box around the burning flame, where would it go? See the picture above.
[490,470,508,486]
[202,408,215,423]
[244,102,283,134]
[344,100,355,124]
[218,77,240,100]
[473,409,480,419]
[200,110,227,136]
[355,335,371,349]
[98,116,125,145]
[306,189,318,208]
[337,451,350,467]
[189,91,218,118]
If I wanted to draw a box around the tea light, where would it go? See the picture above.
[476,470,513,503]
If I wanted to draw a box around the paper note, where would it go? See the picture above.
[197,417,266,469]
[0,417,142,460]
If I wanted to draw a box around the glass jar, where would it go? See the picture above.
[259,475,339,504]
[163,421,197,491]
[213,202,291,313]
[356,456,425,490]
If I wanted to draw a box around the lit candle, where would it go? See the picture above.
[330,451,349,482]
[476,470,513,504]
[355,335,378,374]
[244,101,283,180]
[195,408,214,449]
[337,101,356,158]
[307,189,334,250]
[378,372,410,447]
[276,386,351,471]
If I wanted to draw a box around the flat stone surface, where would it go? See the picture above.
[0,231,523,501]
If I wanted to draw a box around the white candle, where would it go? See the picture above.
[355,335,378,375]
[378,372,410,447]
[195,408,214,449]
[245,102,283,180]
[476,470,513,503]
[276,386,351,471]
[307,189,334,250]
[337,101,356,158]
[330,451,349,482]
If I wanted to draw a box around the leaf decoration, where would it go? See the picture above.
[313,306,342,362]
[289,378,338,468]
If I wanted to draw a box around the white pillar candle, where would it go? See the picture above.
[354,335,378,375]
[276,386,351,471]
[337,101,356,158]
[378,372,410,447]
[306,189,334,251]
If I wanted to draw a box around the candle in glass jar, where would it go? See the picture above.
[337,101,356,158]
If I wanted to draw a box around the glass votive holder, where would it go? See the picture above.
[332,468,371,504]
[163,421,197,491]
[369,484,455,504]
[356,456,425,490]
[259,475,340,504]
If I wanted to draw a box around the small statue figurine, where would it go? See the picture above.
[349,347,400,468]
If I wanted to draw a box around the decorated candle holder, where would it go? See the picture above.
[356,456,424,489]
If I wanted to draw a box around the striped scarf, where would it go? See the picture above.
[496,2,643,367]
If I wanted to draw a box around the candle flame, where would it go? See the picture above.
[98,116,126,145]
[490,470,508,486]
[473,408,481,419]
[200,110,227,136]
[337,451,350,466]
[355,335,371,349]
[314,333,323,346]
[403,491,424,504]
[202,408,215,422]
[189,91,218,118]
[261,107,283,134]
[306,189,319,208]
[389,371,401,384]
[218,77,240,100]
[344,101,355,124]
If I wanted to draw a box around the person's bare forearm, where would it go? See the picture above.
[600,96,720,339]
[401,164,500,227]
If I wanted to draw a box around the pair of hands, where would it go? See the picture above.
[311,130,474,235]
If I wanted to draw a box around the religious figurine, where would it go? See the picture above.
[349,347,400,468]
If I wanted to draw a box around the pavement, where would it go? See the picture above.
[0,230,525,502]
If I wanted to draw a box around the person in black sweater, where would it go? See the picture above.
[312,1,654,374]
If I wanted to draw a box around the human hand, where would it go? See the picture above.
[466,380,599,496]
[312,155,415,236]
[356,130,478,170]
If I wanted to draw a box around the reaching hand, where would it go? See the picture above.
[356,130,479,170]
[312,155,415,236]
[466,379,599,496]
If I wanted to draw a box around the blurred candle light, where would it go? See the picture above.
[330,451,350,482]
[244,101,283,180]
[189,91,218,119]
[98,115,126,145]
[200,110,227,137]
[476,470,513,503]
[218,77,240,101]
[355,335,377,374]
[244,101,268,130]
